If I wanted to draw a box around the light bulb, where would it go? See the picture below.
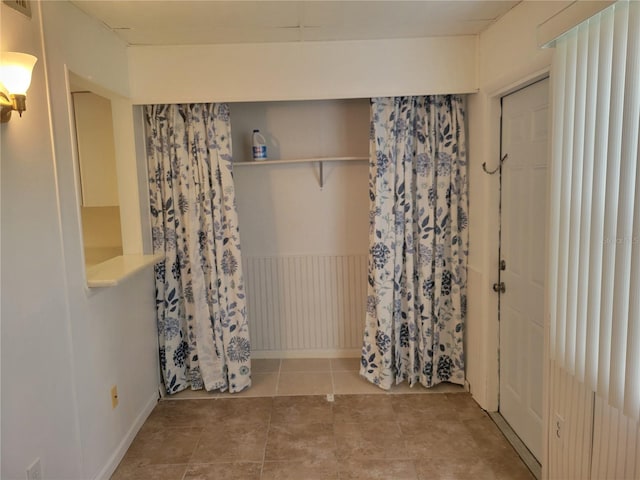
[0,52,37,95]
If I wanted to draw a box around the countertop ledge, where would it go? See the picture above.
[86,253,164,288]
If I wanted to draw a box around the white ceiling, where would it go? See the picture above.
[70,1,520,46]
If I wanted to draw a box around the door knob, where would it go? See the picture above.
[493,282,506,293]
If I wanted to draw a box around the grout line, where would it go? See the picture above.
[274,358,282,396]
[330,362,336,397]
[184,427,206,477]
[167,359,463,400]
[330,388,340,480]
[258,396,272,478]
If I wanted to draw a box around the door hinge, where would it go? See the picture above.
[493,282,506,294]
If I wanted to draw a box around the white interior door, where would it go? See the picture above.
[499,78,549,461]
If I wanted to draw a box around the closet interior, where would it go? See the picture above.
[230,98,371,358]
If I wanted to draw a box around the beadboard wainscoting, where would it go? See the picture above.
[548,360,594,479]
[244,254,368,357]
[548,360,640,479]
[591,395,640,479]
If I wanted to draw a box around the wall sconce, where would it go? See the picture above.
[0,52,37,123]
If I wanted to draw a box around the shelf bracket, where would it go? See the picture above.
[233,156,368,189]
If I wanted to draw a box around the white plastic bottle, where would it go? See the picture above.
[252,129,267,160]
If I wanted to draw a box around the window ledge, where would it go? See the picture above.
[86,253,164,288]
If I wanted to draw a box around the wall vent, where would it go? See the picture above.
[3,0,31,18]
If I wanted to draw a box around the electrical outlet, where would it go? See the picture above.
[554,413,565,444]
[111,385,119,409]
[26,458,42,480]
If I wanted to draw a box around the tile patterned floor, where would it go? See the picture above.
[111,358,535,480]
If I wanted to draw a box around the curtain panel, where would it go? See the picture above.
[145,103,251,394]
[361,96,468,390]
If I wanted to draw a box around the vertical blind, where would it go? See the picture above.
[549,0,640,420]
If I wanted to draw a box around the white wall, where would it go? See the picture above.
[128,36,478,104]
[1,1,160,479]
[1,3,83,479]
[39,1,159,478]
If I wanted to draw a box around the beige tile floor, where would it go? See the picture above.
[112,358,535,480]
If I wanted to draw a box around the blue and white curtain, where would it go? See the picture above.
[361,96,468,389]
[145,103,251,394]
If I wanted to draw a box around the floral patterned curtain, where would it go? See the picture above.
[145,103,251,395]
[360,96,468,390]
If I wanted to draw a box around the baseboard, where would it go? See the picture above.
[252,349,360,359]
[94,390,159,480]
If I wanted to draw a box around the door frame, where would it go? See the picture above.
[482,67,552,478]
[495,76,551,478]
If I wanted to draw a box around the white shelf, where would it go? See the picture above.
[233,156,368,166]
[233,156,368,188]
[86,253,164,288]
